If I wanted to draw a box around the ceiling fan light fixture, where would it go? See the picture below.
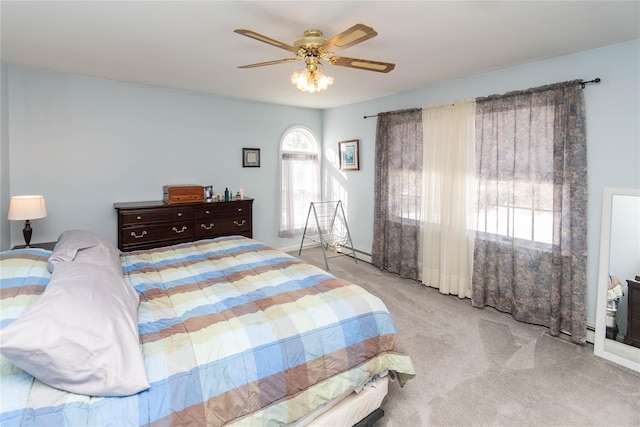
[236,24,394,93]
[291,65,333,93]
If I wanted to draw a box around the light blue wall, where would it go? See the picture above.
[6,39,639,326]
[6,68,323,250]
[322,39,640,326]
[0,61,9,250]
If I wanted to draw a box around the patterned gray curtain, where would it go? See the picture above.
[372,109,423,280]
[471,80,588,343]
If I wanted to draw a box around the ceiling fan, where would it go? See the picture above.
[234,23,395,93]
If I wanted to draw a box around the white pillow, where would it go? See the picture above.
[48,230,121,275]
[0,262,149,396]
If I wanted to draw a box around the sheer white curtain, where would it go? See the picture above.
[421,100,476,297]
[279,153,321,238]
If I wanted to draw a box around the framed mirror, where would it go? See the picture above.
[594,187,640,372]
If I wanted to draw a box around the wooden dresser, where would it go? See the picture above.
[624,279,640,348]
[114,198,253,252]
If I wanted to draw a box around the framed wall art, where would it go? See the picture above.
[243,148,260,167]
[339,139,360,171]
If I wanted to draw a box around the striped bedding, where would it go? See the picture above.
[1,236,414,426]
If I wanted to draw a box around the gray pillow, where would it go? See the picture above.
[48,230,121,275]
[0,261,149,396]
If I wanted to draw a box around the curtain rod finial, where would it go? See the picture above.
[581,78,601,88]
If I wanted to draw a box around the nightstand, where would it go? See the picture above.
[12,241,57,250]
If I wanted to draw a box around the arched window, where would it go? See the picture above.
[279,127,321,238]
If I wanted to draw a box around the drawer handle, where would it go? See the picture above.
[136,216,142,220]
[205,210,211,214]
[201,223,215,230]
[234,220,246,227]
[177,212,183,217]
[130,231,147,239]
[172,226,187,234]
[237,208,243,212]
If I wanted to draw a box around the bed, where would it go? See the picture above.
[0,232,414,426]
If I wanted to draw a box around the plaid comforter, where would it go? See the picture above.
[0,236,414,426]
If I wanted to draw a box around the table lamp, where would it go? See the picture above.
[8,195,48,248]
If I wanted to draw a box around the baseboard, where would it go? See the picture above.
[278,243,313,253]
[586,325,595,344]
[280,242,373,264]
[337,246,372,263]
[560,325,595,344]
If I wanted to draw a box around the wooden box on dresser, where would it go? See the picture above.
[114,198,253,252]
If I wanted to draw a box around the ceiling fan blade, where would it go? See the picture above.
[330,56,395,73]
[238,58,300,69]
[234,28,297,53]
[321,23,377,52]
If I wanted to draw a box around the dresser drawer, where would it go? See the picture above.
[115,198,253,251]
[195,201,251,219]
[121,207,194,225]
[122,221,194,245]
[195,216,252,238]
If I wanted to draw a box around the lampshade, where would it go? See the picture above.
[8,195,48,220]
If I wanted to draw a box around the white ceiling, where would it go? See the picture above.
[1,1,639,109]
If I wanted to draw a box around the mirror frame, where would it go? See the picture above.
[594,186,640,372]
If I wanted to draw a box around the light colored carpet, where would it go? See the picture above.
[292,247,640,427]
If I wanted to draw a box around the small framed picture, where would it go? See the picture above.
[339,139,360,171]
[243,148,261,167]
[204,185,213,202]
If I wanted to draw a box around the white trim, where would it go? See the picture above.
[280,125,319,154]
[593,186,640,372]
[279,243,372,264]
[337,247,372,264]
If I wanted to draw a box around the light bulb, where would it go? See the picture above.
[291,66,333,93]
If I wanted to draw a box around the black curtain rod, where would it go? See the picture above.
[580,77,601,88]
[363,77,602,119]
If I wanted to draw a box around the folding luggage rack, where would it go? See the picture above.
[298,201,357,270]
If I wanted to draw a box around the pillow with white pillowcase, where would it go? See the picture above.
[47,230,121,275]
[0,261,149,396]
